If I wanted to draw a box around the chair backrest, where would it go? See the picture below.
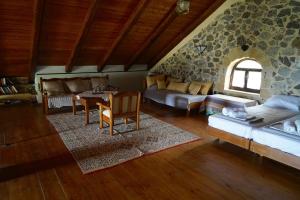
[109,91,141,116]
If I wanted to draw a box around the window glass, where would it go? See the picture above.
[235,59,262,69]
[232,70,245,88]
[247,71,261,90]
[229,59,262,93]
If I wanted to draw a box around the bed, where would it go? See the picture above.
[208,105,298,149]
[144,85,207,115]
[250,115,300,169]
[208,95,300,169]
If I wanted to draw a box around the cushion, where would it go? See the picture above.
[188,81,202,95]
[143,88,207,109]
[157,80,166,90]
[146,74,165,88]
[91,76,109,90]
[166,76,183,84]
[43,80,65,96]
[102,109,111,118]
[65,79,91,93]
[200,82,213,95]
[264,95,300,112]
[167,82,189,93]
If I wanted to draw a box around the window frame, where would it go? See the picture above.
[229,59,262,94]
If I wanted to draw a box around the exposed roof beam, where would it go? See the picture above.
[28,0,44,81]
[65,0,99,72]
[97,0,148,72]
[148,0,226,69]
[124,3,178,71]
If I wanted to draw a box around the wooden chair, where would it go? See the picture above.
[97,91,141,136]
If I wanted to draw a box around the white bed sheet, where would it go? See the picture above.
[208,105,298,139]
[208,115,253,138]
[252,128,300,157]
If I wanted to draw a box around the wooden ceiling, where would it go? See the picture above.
[0,0,225,77]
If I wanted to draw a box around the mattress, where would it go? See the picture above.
[208,105,298,139]
[251,115,300,156]
[143,86,206,109]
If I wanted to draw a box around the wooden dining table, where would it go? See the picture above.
[72,91,117,125]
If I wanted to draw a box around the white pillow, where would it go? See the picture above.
[264,95,300,112]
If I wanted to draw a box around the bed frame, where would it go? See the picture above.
[250,141,300,170]
[208,126,300,170]
[207,126,251,150]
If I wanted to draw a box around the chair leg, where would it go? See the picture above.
[124,117,128,124]
[136,115,140,130]
[109,117,114,136]
[99,114,103,129]
[109,123,113,136]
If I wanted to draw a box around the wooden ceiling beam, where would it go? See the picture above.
[148,0,226,69]
[97,0,148,72]
[124,3,178,71]
[28,0,44,81]
[65,0,99,72]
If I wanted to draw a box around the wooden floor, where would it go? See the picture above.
[1,102,300,200]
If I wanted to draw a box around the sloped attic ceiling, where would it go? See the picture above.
[0,0,225,77]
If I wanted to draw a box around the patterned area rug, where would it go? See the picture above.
[47,110,200,174]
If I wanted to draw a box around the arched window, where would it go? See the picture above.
[230,59,262,93]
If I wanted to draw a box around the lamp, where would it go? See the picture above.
[176,0,190,15]
[195,45,207,54]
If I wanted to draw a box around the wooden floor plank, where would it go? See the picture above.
[37,169,67,200]
[55,163,99,200]
[3,174,44,200]
[131,150,241,199]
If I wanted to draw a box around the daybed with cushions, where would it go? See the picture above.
[143,74,212,115]
[40,76,109,114]
[208,95,300,170]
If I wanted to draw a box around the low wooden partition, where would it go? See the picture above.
[250,141,300,170]
[207,126,250,150]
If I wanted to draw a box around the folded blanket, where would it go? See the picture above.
[222,107,231,116]
[295,119,300,134]
[283,120,296,133]
[222,107,248,119]
[222,107,245,115]
[228,111,248,119]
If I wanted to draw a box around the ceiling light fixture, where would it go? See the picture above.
[176,0,190,15]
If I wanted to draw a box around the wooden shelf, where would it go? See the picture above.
[0,93,35,102]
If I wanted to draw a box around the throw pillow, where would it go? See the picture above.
[264,95,300,112]
[65,79,92,93]
[188,81,202,95]
[167,81,189,93]
[91,76,109,90]
[157,80,166,90]
[43,80,65,96]
[200,82,213,95]
[166,76,183,84]
[146,74,165,88]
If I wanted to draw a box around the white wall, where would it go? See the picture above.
[35,65,148,103]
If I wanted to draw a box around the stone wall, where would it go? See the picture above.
[151,0,300,100]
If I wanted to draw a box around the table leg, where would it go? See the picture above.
[72,97,77,115]
[85,103,89,125]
